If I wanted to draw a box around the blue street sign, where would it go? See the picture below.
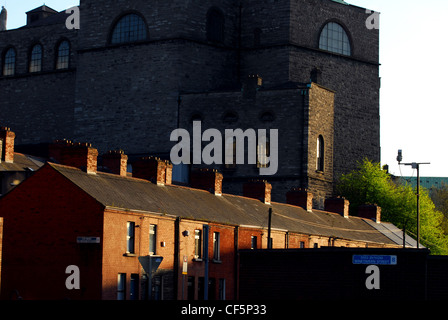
[352,255,397,265]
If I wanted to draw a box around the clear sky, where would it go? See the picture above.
[2,0,448,179]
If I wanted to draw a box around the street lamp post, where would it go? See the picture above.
[397,149,430,249]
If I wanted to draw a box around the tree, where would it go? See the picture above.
[336,158,448,255]
[429,182,448,234]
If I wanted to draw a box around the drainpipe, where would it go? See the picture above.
[203,224,210,300]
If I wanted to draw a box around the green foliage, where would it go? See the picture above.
[337,158,448,255]
[429,182,448,234]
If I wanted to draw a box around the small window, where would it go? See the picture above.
[29,44,43,73]
[219,279,226,300]
[213,232,220,261]
[117,273,126,300]
[222,111,238,123]
[319,22,351,56]
[317,135,324,172]
[149,224,157,255]
[194,230,202,259]
[126,221,135,253]
[260,111,275,122]
[206,8,225,43]
[111,13,148,44]
[56,40,70,69]
[3,48,16,76]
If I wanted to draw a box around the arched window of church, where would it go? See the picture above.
[110,13,148,44]
[206,7,225,43]
[56,40,70,70]
[319,22,351,56]
[3,47,16,76]
[29,44,43,73]
[317,135,324,172]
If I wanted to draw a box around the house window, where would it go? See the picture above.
[194,229,202,259]
[206,7,225,43]
[319,22,351,56]
[130,274,139,300]
[251,236,257,249]
[111,13,148,44]
[317,135,324,172]
[29,44,43,73]
[126,221,135,253]
[117,273,126,300]
[213,232,220,261]
[300,241,305,248]
[149,224,157,255]
[56,40,70,69]
[3,48,16,76]
[219,278,226,300]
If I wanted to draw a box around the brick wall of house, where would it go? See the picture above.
[101,208,176,300]
[0,165,105,300]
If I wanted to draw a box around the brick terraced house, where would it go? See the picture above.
[0,0,381,206]
[0,139,410,300]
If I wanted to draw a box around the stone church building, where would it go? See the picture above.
[0,0,380,208]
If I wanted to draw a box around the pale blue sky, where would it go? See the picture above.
[2,0,447,178]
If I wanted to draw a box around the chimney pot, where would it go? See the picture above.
[324,196,350,218]
[286,187,313,211]
[0,127,15,163]
[243,180,272,204]
[190,168,223,196]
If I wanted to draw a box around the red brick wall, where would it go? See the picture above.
[101,209,176,300]
[0,164,105,300]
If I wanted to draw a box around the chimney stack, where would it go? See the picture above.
[358,204,381,223]
[324,197,350,218]
[132,157,173,186]
[190,168,223,196]
[49,139,73,163]
[57,142,98,174]
[0,6,7,31]
[102,150,128,177]
[243,180,272,204]
[0,127,15,163]
[242,74,262,99]
[286,188,313,212]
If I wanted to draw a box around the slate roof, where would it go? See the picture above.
[0,153,44,172]
[49,162,403,246]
